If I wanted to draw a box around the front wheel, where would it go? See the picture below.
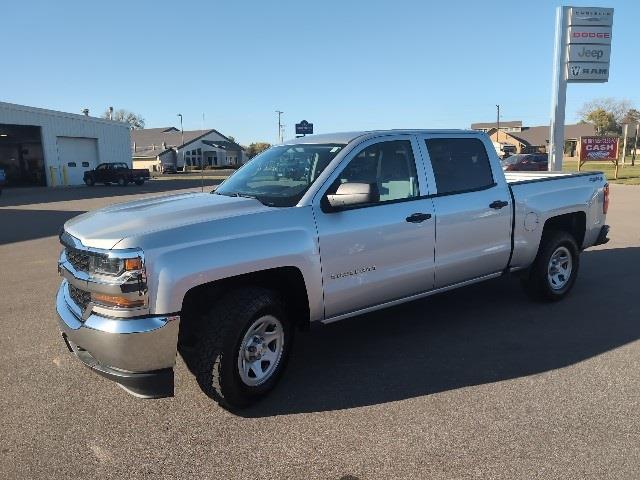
[521,231,580,302]
[195,288,293,409]
[84,177,95,186]
[117,177,128,186]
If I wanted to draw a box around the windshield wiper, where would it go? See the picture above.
[215,191,258,199]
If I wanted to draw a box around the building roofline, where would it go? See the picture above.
[0,101,131,128]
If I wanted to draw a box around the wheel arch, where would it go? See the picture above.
[179,266,311,344]
[541,211,586,247]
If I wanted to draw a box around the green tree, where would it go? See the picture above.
[101,108,146,129]
[245,142,271,159]
[585,108,617,135]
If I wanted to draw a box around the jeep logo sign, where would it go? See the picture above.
[568,45,611,63]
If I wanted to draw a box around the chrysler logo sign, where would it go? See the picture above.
[569,7,613,26]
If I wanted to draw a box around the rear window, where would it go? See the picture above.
[425,138,494,195]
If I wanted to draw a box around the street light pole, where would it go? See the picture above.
[177,113,184,172]
[496,104,500,144]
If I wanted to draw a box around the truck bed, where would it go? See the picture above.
[505,171,601,184]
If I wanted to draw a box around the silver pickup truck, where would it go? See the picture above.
[56,130,610,409]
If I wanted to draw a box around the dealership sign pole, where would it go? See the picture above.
[548,6,613,171]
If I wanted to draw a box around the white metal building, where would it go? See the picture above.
[0,102,131,187]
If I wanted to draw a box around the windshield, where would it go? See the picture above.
[215,143,344,207]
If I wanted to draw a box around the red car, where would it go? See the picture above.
[501,154,548,171]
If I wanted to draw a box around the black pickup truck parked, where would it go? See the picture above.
[83,162,150,186]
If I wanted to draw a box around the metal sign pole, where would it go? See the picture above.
[549,6,569,172]
[621,123,628,166]
[633,124,639,166]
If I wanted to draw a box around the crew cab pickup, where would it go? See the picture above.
[56,130,610,409]
[83,162,150,186]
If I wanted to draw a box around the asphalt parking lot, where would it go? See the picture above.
[1,181,639,479]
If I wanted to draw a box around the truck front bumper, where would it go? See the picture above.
[56,281,180,398]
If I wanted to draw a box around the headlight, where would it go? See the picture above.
[89,251,144,277]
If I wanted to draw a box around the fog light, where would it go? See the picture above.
[92,293,145,308]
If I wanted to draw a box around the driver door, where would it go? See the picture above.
[313,135,436,319]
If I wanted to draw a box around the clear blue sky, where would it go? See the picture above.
[1,0,637,145]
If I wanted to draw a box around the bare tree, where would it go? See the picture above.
[577,97,634,126]
[102,108,146,129]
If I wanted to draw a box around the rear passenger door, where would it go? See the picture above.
[417,135,512,288]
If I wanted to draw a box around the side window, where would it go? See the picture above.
[425,138,494,195]
[332,140,419,204]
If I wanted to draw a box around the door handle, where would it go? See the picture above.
[406,212,432,223]
[489,200,509,209]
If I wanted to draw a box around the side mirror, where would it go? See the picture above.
[326,182,373,208]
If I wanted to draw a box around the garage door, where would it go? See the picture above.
[56,137,98,185]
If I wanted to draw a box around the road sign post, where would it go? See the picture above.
[295,120,314,136]
[549,6,614,172]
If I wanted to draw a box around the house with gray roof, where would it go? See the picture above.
[131,127,245,172]
[474,121,596,156]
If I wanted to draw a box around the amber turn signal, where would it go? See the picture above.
[124,257,143,271]
[92,293,144,308]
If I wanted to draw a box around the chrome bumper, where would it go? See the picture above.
[56,281,180,398]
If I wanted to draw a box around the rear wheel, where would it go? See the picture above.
[195,288,293,409]
[117,177,128,186]
[134,178,144,186]
[521,230,579,301]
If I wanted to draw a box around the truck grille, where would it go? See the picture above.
[66,248,91,272]
[68,283,91,311]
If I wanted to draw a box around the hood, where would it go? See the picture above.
[64,192,270,249]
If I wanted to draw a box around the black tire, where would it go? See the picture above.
[84,177,95,186]
[195,288,293,409]
[134,179,144,186]
[117,177,128,186]
[521,230,580,302]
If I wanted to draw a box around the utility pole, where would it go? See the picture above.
[496,105,500,143]
[276,110,284,143]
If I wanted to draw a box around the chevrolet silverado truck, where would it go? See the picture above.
[83,162,150,186]
[56,130,610,409]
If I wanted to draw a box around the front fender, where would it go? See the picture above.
[129,206,324,321]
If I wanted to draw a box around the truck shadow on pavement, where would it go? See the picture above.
[205,246,639,417]
[0,209,86,245]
